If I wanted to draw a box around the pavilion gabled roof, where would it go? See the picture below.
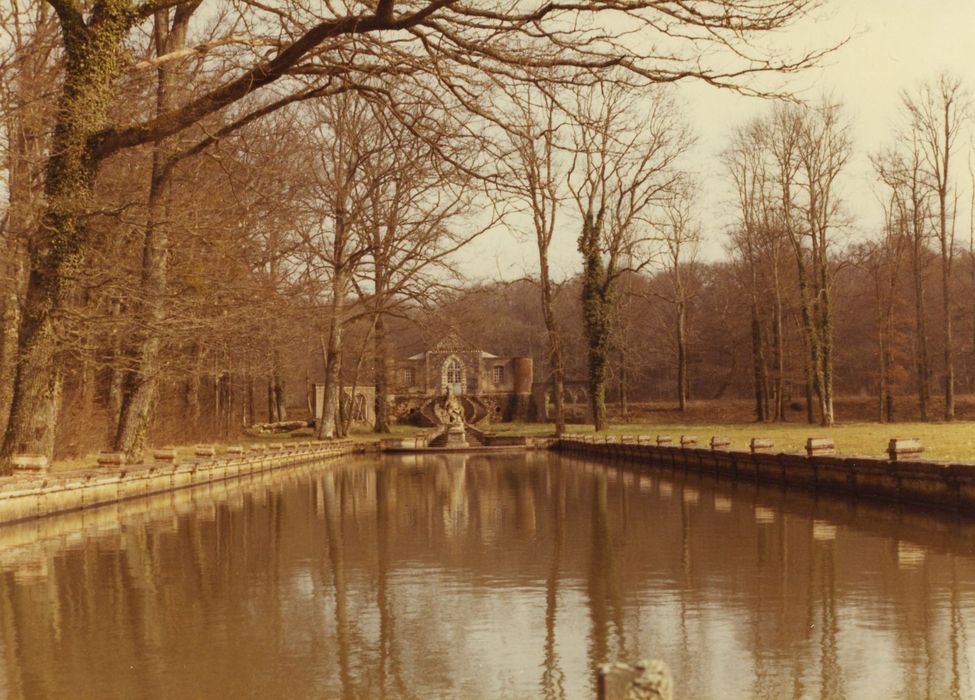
[406,333,499,360]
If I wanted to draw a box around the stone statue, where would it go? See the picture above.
[436,386,465,427]
[435,386,468,447]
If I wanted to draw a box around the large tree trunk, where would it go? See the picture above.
[0,297,21,434]
[113,155,170,458]
[373,310,390,433]
[618,346,628,420]
[0,140,35,436]
[676,299,688,412]
[578,213,611,432]
[0,7,53,445]
[273,351,287,421]
[372,254,389,434]
[1,14,130,469]
[875,276,889,423]
[538,252,566,436]
[749,305,767,422]
[585,302,610,432]
[818,269,835,426]
[911,223,931,421]
[113,10,195,461]
[941,243,955,421]
[319,283,345,439]
[771,264,785,421]
[795,256,830,426]
[266,380,277,422]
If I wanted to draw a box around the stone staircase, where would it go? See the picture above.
[427,426,486,447]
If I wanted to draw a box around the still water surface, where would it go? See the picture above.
[2,452,975,699]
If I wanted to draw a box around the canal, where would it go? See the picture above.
[1,451,974,699]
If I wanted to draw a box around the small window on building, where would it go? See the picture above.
[492,366,504,384]
[402,367,416,386]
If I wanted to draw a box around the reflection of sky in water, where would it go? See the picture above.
[1,452,975,699]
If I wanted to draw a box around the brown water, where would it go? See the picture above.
[2,452,975,699]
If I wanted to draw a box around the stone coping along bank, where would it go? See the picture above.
[556,435,975,513]
[0,441,359,526]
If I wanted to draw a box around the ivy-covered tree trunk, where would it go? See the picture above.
[578,212,611,431]
[1,4,132,470]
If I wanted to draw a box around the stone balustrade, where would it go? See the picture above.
[0,441,357,526]
[11,454,49,474]
[888,437,924,461]
[97,452,127,466]
[806,437,835,456]
[555,435,975,512]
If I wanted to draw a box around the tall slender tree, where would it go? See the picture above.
[902,73,971,421]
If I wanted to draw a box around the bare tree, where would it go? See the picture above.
[495,87,568,434]
[762,101,850,426]
[111,5,198,460]
[902,73,971,421]
[725,117,790,421]
[874,141,936,420]
[661,194,701,411]
[0,2,58,441]
[568,81,690,430]
[855,173,910,422]
[353,99,483,433]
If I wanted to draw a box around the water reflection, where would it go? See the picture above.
[1,453,975,698]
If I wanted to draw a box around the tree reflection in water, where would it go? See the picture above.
[0,452,973,698]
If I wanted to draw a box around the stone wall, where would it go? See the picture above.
[0,442,359,526]
[556,436,975,512]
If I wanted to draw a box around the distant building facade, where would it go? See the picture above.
[390,337,533,424]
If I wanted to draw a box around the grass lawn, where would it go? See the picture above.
[491,420,975,462]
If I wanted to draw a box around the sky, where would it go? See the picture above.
[457,0,975,282]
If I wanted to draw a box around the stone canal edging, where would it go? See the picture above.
[0,441,359,526]
[556,435,975,512]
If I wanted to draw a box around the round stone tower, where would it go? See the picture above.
[512,356,534,394]
[511,356,534,419]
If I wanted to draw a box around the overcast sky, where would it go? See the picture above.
[459,0,975,282]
